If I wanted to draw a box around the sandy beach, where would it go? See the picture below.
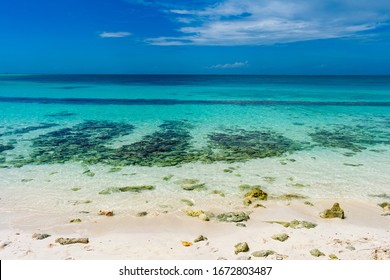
[1,197,389,260]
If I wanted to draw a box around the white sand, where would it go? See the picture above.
[1,199,389,260]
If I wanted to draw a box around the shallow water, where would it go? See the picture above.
[0,75,389,216]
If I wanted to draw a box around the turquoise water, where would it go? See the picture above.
[0,75,389,216]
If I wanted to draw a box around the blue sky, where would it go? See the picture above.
[1,0,390,74]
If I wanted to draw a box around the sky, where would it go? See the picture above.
[1,0,390,74]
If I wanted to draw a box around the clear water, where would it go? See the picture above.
[0,75,389,218]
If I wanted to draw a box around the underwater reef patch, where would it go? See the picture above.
[14,120,134,165]
[309,125,390,152]
[203,129,303,162]
[110,120,194,167]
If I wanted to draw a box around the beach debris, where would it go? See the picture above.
[271,233,289,242]
[181,241,193,247]
[180,199,194,206]
[265,220,317,229]
[329,254,339,260]
[252,250,275,258]
[372,248,390,260]
[69,218,82,223]
[310,249,325,257]
[99,210,114,216]
[137,211,148,217]
[99,185,155,194]
[217,212,250,223]
[55,237,89,245]
[304,201,314,206]
[194,235,208,243]
[0,241,11,249]
[32,233,51,240]
[320,203,345,219]
[234,242,249,254]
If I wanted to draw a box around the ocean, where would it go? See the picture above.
[0,75,389,219]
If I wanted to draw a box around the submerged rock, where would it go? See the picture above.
[137,211,148,217]
[185,210,204,217]
[277,193,307,200]
[180,199,194,206]
[217,212,250,223]
[252,250,275,258]
[271,233,289,242]
[245,189,268,201]
[378,202,390,209]
[32,233,51,240]
[99,185,155,194]
[320,203,345,219]
[99,210,114,216]
[234,242,249,254]
[266,220,317,229]
[310,249,325,257]
[55,237,89,245]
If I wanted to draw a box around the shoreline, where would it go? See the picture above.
[1,198,389,260]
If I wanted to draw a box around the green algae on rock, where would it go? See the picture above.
[320,203,345,219]
[234,242,249,254]
[329,254,339,260]
[69,218,82,223]
[266,220,317,229]
[245,189,268,201]
[217,212,250,223]
[252,250,275,258]
[185,210,204,217]
[99,185,155,195]
[304,201,314,206]
[310,249,325,257]
[137,211,148,217]
[55,237,89,245]
[378,202,390,209]
[194,235,208,243]
[271,233,289,242]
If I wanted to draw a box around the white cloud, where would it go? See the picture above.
[99,32,132,38]
[146,0,390,46]
[211,61,248,69]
